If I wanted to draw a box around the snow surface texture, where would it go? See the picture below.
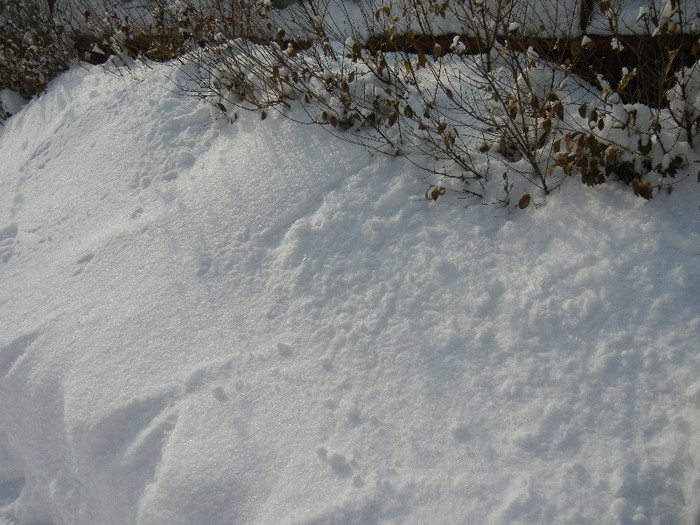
[0,62,699,525]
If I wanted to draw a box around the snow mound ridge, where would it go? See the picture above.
[1,59,699,525]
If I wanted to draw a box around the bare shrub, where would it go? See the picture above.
[0,0,72,98]
[2,0,697,199]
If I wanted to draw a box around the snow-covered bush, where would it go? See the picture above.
[0,0,205,118]
[668,61,700,146]
[178,0,588,200]
[33,0,203,68]
[3,0,697,200]
[543,0,700,193]
[0,0,71,99]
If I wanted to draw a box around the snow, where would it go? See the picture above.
[0,59,699,525]
[0,90,26,118]
[669,64,700,125]
[587,0,700,35]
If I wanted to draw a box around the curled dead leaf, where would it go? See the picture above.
[425,186,446,201]
[518,193,531,209]
[632,178,654,200]
[387,111,398,127]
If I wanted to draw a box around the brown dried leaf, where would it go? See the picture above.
[430,186,445,200]
[555,102,564,120]
[518,194,531,209]
[388,111,399,127]
[352,43,363,61]
[542,117,552,133]
[632,178,654,200]
[578,156,588,174]
[566,135,574,153]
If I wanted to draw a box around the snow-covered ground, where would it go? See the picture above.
[0,60,699,525]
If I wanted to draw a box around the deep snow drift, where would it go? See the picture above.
[0,61,699,525]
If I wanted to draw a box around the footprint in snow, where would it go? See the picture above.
[317,446,354,478]
[197,257,212,276]
[451,424,471,443]
[0,224,18,263]
[276,342,293,358]
[73,252,94,276]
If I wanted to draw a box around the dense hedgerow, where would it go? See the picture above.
[0,0,205,119]
[176,0,699,202]
[0,0,72,99]
[1,0,698,204]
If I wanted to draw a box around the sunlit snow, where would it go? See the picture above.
[0,60,699,525]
